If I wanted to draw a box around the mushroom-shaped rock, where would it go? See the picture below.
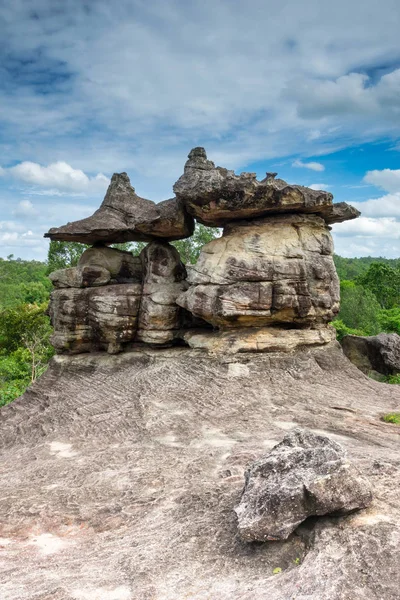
[173,148,360,226]
[235,429,372,542]
[45,172,195,244]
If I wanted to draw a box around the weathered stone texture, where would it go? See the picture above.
[235,428,373,542]
[177,214,340,329]
[50,284,142,354]
[78,246,142,282]
[341,333,400,376]
[137,241,188,344]
[49,265,111,289]
[45,172,194,244]
[183,325,336,353]
[2,345,399,600]
[173,147,359,226]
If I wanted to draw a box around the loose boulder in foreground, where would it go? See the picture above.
[235,428,372,541]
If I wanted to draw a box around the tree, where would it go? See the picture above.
[172,224,220,264]
[46,241,88,274]
[357,263,400,309]
[0,303,54,406]
[336,281,381,335]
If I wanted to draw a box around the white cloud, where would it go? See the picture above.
[0,166,5,176]
[7,162,109,194]
[13,200,38,219]
[333,216,400,238]
[352,193,400,218]
[363,169,400,193]
[293,159,325,172]
[309,183,330,191]
[332,216,400,258]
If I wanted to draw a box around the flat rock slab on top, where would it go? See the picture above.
[235,428,372,541]
[45,172,195,244]
[173,147,360,226]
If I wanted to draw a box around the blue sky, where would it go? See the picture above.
[1,0,400,260]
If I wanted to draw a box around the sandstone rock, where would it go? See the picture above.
[137,242,188,345]
[3,344,400,600]
[173,148,359,226]
[49,265,111,289]
[323,201,361,224]
[78,246,142,283]
[49,284,142,354]
[88,284,142,353]
[49,287,92,354]
[183,325,336,353]
[177,214,340,328]
[3,342,400,599]
[45,172,194,244]
[235,428,372,542]
[341,333,400,376]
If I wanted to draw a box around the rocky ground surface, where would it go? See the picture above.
[1,343,400,600]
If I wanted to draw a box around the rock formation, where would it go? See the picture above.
[45,172,195,243]
[341,333,400,376]
[45,148,360,355]
[173,147,360,226]
[235,429,372,542]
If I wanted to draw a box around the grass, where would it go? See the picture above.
[382,412,400,425]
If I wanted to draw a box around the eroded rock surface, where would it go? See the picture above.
[49,265,111,289]
[235,428,372,542]
[137,241,188,345]
[50,284,142,354]
[1,344,399,600]
[45,172,194,244]
[183,326,336,353]
[173,148,360,226]
[342,333,400,376]
[78,246,142,283]
[177,214,340,329]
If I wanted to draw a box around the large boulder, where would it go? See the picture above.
[235,429,372,542]
[177,214,340,329]
[45,172,194,244]
[341,333,400,376]
[78,246,142,283]
[137,241,188,345]
[173,147,360,226]
[49,265,111,289]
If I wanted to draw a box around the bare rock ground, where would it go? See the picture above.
[1,342,400,599]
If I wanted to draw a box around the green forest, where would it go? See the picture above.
[1,228,400,407]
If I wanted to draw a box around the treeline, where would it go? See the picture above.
[1,238,399,407]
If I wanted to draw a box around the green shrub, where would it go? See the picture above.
[331,319,366,341]
[382,413,400,425]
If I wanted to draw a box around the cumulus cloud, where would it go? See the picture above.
[363,169,400,193]
[13,200,38,219]
[332,216,400,258]
[1,0,400,258]
[8,162,109,194]
[292,159,325,172]
[352,193,400,218]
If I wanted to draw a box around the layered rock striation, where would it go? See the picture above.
[46,148,360,355]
